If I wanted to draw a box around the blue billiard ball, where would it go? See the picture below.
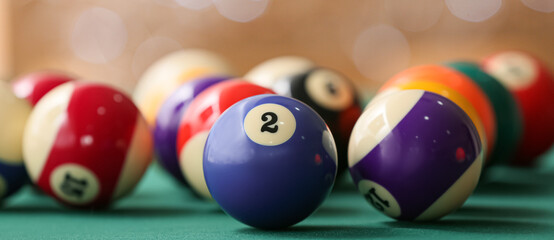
[0,162,27,200]
[203,94,337,229]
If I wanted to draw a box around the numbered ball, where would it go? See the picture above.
[133,49,235,126]
[245,56,316,89]
[204,94,337,229]
[446,61,523,165]
[274,68,361,175]
[12,71,75,106]
[374,81,488,166]
[0,82,31,200]
[23,82,153,208]
[176,80,274,200]
[380,65,496,163]
[154,75,229,185]
[482,51,554,165]
[349,90,483,221]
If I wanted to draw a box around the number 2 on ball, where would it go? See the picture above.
[261,112,278,133]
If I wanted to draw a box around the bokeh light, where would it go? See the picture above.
[212,0,270,23]
[71,7,128,64]
[352,24,411,83]
[6,0,554,94]
[385,0,444,32]
[521,0,554,13]
[154,0,180,8]
[445,0,503,22]
[175,0,212,10]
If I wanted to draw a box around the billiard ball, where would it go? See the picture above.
[274,67,362,175]
[204,94,337,229]
[176,80,275,200]
[133,49,235,126]
[349,90,483,221]
[154,75,230,185]
[374,80,488,165]
[0,82,31,200]
[11,71,75,106]
[482,51,554,165]
[245,56,316,89]
[380,65,496,163]
[23,82,153,208]
[446,61,523,165]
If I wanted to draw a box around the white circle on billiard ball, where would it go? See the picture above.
[244,103,296,146]
[358,179,401,218]
[50,164,100,205]
[485,52,537,90]
[305,69,354,111]
[0,175,6,198]
[322,130,338,165]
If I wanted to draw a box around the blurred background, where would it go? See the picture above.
[0,0,553,95]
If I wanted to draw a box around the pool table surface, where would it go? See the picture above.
[2,148,554,239]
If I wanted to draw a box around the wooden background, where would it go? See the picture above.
[2,0,553,94]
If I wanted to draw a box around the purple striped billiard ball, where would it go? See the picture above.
[349,90,483,221]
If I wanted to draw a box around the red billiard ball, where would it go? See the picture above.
[176,80,275,200]
[482,51,554,165]
[11,71,75,106]
[23,82,153,208]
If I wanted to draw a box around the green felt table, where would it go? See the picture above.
[2,148,554,239]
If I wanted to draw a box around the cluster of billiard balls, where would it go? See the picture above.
[0,49,552,230]
[351,51,554,221]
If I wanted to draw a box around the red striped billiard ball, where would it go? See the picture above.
[482,51,554,165]
[23,82,153,208]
